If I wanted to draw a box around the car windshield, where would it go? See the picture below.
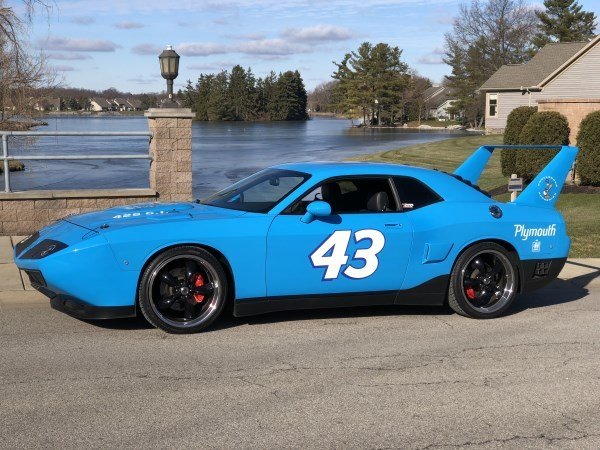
[199,168,310,213]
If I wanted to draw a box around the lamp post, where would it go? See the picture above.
[159,45,180,108]
[374,99,380,126]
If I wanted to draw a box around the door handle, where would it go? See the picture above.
[385,223,401,228]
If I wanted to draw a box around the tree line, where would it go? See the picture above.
[311,0,596,127]
[179,66,309,121]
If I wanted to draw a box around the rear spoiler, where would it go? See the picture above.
[454,145,579,208]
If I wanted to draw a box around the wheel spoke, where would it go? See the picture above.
[157,294,179,309]
[185,260,198,283]
[160,272,179,287]
[490,256,503,277]
[471,259,486,275]
[184,301,195,320]
[191,283,214,296]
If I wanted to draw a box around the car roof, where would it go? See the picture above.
[273,161,493,204]
[276,161,440,178]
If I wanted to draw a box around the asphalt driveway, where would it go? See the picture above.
[0,261,599,449]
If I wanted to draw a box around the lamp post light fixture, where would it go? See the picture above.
[159,45,180,108]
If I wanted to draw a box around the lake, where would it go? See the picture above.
[4,116,466,199]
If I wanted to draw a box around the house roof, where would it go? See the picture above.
[480,38,596,91]
[126,98,142,108]
[423,85,455,109]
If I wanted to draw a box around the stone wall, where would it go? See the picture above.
[537,99,600,145]
[0,108,195,235]
[0,190,157,235]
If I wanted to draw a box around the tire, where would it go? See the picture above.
[138,246,228,333]
[448,242,519,319]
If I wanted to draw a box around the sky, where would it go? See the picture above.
[16,0,600,94]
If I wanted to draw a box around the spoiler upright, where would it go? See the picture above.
[454,145,579,208]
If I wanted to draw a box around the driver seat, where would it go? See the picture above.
[367,191,389,212]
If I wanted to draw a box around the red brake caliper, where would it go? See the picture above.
[465,288,476,300]
[192,273,205,303]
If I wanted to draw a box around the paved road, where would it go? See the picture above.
[1,266,599,449]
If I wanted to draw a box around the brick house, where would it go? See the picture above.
[480,35,600,139]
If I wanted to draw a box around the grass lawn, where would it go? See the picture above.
[351,134,600,258]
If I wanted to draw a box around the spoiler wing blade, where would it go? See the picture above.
[453,145,579,208]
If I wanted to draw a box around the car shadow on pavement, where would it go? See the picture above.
[84,261,600,332]
[507,264,599,315]
[211,304,454,332]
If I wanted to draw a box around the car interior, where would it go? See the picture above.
[288,178,398,214]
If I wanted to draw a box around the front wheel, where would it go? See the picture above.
[448,243,518,319]
[138,246,228,333]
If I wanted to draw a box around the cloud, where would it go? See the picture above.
[131,44,163,55]
[52,65,76,71]
[225,33,266,41]
[178,43,229,56]
[70,16,94,25]
[127,76,156,84]
[280,25,355,43]
[42,37,121,52]
[236,39,310,55]
[418,47,446,64]
[47,52,92,60]
[187,61,236,71]
[114,21,145,29]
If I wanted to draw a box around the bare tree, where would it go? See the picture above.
[0,0,56,126]
[444,0,538,126]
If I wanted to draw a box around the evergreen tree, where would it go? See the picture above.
[181,67,308,121]
[332,42,409,125]
[269,71,309,121]
[533,0,597,48]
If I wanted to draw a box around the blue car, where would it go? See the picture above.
[14,144,577,333]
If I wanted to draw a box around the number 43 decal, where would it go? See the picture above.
[310,229,385,280]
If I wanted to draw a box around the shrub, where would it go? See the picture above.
[576,110,600,186]
[502,106,537,177]
[516,111,569,181]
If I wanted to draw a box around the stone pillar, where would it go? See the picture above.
[145,108,195,202]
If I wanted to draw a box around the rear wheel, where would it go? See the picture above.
[138,246,227,333]
[448,242,518,319]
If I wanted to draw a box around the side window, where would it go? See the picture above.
[488,94,498,117]
[393,177,442,211]
[288,177,398,214]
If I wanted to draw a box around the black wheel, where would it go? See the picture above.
[448,242,518,319]
[138,246,227,333]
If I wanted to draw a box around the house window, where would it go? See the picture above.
[488,94,498,117]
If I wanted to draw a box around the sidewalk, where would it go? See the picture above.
[0,235,599,305]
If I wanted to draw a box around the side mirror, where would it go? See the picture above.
[301,201,331,223]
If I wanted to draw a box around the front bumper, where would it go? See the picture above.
[50,296,136,320]
[23,270,136,319]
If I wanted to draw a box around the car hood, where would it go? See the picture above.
[65,202,246,231]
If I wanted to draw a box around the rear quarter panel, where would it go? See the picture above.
[400,200,568,290]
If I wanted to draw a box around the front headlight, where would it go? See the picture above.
[20,239,68,259]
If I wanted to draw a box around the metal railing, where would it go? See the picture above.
[0,131,153,193]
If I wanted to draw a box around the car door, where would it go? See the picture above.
[266,176,413,298]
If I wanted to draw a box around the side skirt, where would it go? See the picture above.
[233,275,449,318]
